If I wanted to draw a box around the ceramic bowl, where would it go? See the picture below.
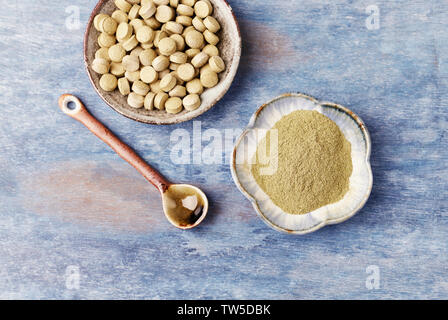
[84,0,241,124]
[231,93,373,235]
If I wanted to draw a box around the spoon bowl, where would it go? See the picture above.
[58,94,208,229]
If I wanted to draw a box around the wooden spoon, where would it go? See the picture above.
[58,94,208,229]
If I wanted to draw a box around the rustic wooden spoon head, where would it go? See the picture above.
[84,0,241,125]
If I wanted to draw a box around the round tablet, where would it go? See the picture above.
[95,47,111,61]
[100,74,118,91]
[98,33,116,48]
[183,94,201,111]
[200,70,218,88]
[152,55,170,71]
[122,35,139,51]
[125,70,141,82]
[185,48,200,58]
[144,92,156,110]
[202,44,219,56]
[128,4,141,20]
[203,30,219,45]
[92,58,110,74]
[194,1,212,18]
[132,80,150,96]
[145,17,161,29]
[165,97,183,114]
[155,5,174,23]
[165,21,183,34]
[139,48,157,66]
[158,38,177,56]
[170,52,188,64]
[110,62,126,76]
[176,15,192,27]
[185,30,204,49]
[170,34,185,51]
[118,77,131,95]
[192,16,206,32]
[203,16,220,33]
[122,55,140,72]
[129,18,145,31]
[128,92,144,108]
[115,0,132,13]
[177,63,195,81]
[209,55,225,73]
[112,10,128,24]
[136,26,155,43]
[139,3,156,19]
[186,78,203,94]
[140,66,158,84]
[94,14,109,32]
[191,52,209,68]
[177,4,194,16]
[130,46,144,57]
[150,80,161,93]
[116,22,133,41]
[169,85,187,98]
[108,44,126,62]
[101,17,118,35]
[160,74,177,92]
[154,92,169,110]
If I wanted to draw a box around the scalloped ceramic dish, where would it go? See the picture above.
[84,0,241,125]
[231,93,373,235]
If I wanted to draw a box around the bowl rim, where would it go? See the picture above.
[83,0,242,125]
[230,93,373,235]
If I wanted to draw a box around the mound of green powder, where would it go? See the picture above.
[251,110,353,215]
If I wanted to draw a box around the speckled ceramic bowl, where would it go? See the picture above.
[231,93,373,235]
[84,0,241,125]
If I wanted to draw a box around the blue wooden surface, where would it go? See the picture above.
[0,0,447,299]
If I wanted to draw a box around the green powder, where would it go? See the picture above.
[251,110,353,215]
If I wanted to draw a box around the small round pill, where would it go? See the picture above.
[160,74,177,92]
[154,92,169,110]
[152,55,170,71]
[98,33,116,48]
[203,30,219,45]
[115,0,132,13]
[202,44,219,56]
[100,74,118,91]
[129,18,145,31]
[177,4,194,16]
[94,14,109,32]
[144,92,156,110]
[185,30,204,48]
[141,42,154,49]
[128,4,141,20]
[209,55,225,73]
[139,48,157,66]
[95,47,110,61]
[132,80,150,96]
[112,10,128,24]
[185,48,200,58]
[154,30,168,47]
[159,69,171,79]
[136,26,155,43]
[192,16,206,32]
[150,80,161,93]
[170,52,188,64]
[100,17,118,35]
[177,63,195,81]
[181,0,196,6]
[203,16,220,33]
[155,5,175,23]
[145,17,161,29]
[108,44,126,62]
[122,35,139,51]
[169,85,187,97]
[110,62,126,76]
[194,1,212,18]
[182,26,195,37]
[139,2,156,19]
[140,66,158,83]
[191,51,209,68]
[122,55,140,72]
[128,92,145,108]
[125,70,141,82]
[186,78,203,94]
[165,21,183,34]
[170,34,185,51]
[92,58,110,74]
[116,22,133,41]
[176,15,192,27]
[158,38,177,56]
[118,77,131,95]
[200,70,218,88]
[154,0,170,5]
[170,0,180,7]
[130,46,144,57]
[183,94,201,111]
[165,97,183,114]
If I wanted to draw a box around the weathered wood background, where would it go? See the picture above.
[0,0,447,299]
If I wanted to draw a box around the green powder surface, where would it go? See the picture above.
[251,110,353,215]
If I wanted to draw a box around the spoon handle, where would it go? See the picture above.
[58,94,170,193]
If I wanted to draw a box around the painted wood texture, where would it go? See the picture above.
[0,0,447,299]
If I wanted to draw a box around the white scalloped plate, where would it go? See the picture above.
[231,93,373,235]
